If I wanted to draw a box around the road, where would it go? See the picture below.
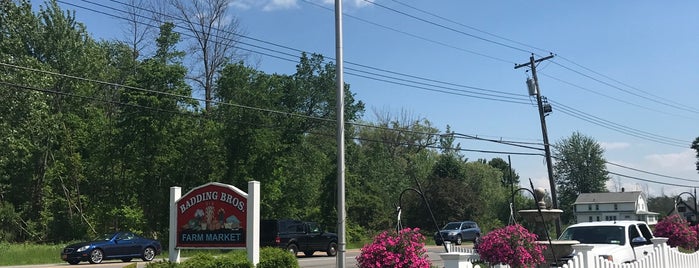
[1,245,452,268]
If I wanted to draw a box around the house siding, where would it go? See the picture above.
[573,191,658,225]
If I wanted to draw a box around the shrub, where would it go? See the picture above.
[476,224,546,268]
[258,247,299,268]
[356,227,431,268]
[654,214,698,251]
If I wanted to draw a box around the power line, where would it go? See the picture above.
[541,73,698,121]
[80,0,697,146]
[346,0,699,120]
[3,74,695,188]
[359,0,532,54]
[550,99,690,147]
[17,1,699,187]
[72,0,530,105]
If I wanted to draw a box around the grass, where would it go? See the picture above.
[0,242,377,266]
[0,243,346,266]
[0,242,65,266]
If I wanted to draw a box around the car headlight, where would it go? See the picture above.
[76,245,91,252]
[599,255,613,262]
[448,231,458,236]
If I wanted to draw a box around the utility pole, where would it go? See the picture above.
[515,53,561,236]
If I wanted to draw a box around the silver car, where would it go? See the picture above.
[434,221,481,245]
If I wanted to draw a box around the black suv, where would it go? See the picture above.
[260,219,338,257]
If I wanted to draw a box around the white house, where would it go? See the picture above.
[573,190,658,225]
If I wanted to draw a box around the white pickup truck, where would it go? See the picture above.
[558,220,655,264]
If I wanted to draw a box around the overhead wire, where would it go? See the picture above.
[302,0,698,150]
[25,1,699,187]
[2,76,694,188]
[550,100,690,147]
[359,0,699,118]
[76,0,531,105]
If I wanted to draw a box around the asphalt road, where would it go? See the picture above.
[1,245,451,268]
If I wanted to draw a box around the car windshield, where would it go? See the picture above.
[442,222,461,230]
[559,226,625,245]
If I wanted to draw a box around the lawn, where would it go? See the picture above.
[0,242,65,266]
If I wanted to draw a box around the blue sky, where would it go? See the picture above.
[35,0,699,198]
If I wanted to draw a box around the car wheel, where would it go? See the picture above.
[88,249,103,264]
[435,240,443,246]
[67,260,80,265]
[455,235,462,245]
[304,251,314,256]
[326,241,338,256]
[287,243,299,256]
[141,246,156,261]
[122,258,132,262]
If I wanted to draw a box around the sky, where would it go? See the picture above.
[31,0,699,199]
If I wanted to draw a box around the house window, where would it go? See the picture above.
[614,204,618,210]
[589,216,593,222]
[588,205,592,211]
[595,204,599,210]
[596,216,600,221]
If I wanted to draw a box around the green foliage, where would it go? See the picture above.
[258,247,300,268]
[0,0,597,249]
[553,131,610,224]
[692,136,699,172]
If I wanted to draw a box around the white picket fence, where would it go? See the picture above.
[440,238,699,268]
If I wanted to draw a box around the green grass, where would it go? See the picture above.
[0,242,171,266]
[0,243,364,266]
[0,242,65,265]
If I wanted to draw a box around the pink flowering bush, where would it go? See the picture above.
[653,214,698,251]
[356,228,431,268]
[476,224,546,268]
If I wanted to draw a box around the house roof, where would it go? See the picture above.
[574,191,642,204]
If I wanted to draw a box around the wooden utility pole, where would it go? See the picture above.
[515,53,561,236]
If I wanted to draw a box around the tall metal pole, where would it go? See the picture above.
[515,53,561,236]
[334,1,346,267]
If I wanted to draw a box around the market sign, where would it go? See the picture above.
[175,182,247,248]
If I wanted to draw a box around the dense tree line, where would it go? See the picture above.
[0,1,521,244]
[2,1,695,245]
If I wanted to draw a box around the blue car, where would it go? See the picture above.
[60,231,162,265]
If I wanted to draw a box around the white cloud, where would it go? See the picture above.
[645,149,695,171]
[263,0,299,11]
[600,141,631,150]
[229,0,254,10]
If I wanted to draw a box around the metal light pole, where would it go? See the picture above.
[334,0,346,267]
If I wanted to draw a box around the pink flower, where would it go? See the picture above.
[475,224,546,268]
[356,228,431,268]
[654,214,698,250]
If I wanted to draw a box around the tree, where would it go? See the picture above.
[553,131,610,224]
[692,136,699,173]
[488,157,520,188]
[167,0,243,111]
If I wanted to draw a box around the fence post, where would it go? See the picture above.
[440,252,473,268]
[571,244,595,268]
[651,237,669,268]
